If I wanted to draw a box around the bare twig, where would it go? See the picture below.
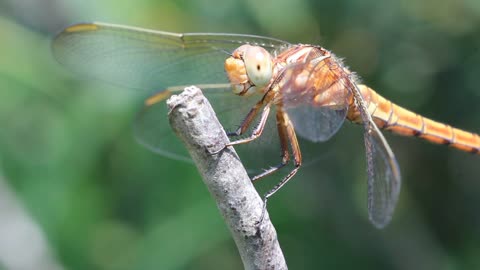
[167,86,287,270]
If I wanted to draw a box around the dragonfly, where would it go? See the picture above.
[52,22,480,229]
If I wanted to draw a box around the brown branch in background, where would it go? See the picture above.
[167,86,287,270]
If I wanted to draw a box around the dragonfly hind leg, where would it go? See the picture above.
[258,110,303,224]
[251,109,292,182]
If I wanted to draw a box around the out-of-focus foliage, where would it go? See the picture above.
[0,0,480,269]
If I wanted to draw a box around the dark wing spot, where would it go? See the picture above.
[257,64,261,70]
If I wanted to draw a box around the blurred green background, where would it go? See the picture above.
[1,0,480,269]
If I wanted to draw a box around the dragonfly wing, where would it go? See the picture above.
[134,86,286,176]
[53,22,291,162]
[133,92,192,163]
[364,124,401,228]
[52,22,290,91]
[134,88,241,162]
[287,105,347,142]
[280,53,349,142]
[349,82,401,228]
[133,87,248,162]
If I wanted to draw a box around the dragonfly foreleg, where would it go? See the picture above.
[227,99,265,137]
[210,102,272,155]
[227,104,271,146]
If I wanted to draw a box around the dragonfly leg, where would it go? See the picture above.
[227,100,264,137]
[227,104,271,146]
[251,109,291,182]
[258,111,302,224]
[210,101,271,155]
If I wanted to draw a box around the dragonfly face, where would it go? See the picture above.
[225,44,273,96]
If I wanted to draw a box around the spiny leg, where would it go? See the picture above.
[227,99,264,137]
[210,90,278,155]
[210,101,272,155]
[228,89,277,137]
[258,111,302,224]
[227,104,271,147]
[251,109,291,182]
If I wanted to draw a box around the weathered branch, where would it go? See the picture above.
[167,86,287,270]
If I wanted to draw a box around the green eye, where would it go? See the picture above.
[244,46,273,87]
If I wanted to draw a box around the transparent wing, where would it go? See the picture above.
[287,105,347,142]
[364,124,401,228]
[133,88,239,162]
[134,94,193,163]
[279,52,348,142]
[134,87,290,176]
[350,83,401,228]
[52,22,290,91]
[52,22,293,170]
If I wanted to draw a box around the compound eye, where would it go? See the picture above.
[243,46,273,87]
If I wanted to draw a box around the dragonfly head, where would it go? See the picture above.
[225,44,273,96]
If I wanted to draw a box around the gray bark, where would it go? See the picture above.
[167,86,287,270]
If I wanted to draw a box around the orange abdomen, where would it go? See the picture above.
[347,85,480,154]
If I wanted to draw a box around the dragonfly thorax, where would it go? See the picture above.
[225,44,273,96]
